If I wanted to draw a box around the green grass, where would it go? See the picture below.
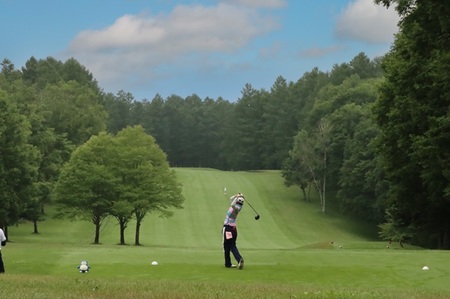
[3,168,450,298]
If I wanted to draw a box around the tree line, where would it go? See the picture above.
[1,0,449,249]
[0,57,185,245]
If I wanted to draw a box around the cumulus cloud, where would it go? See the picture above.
[65,3,280,90]
[335,0,399,44]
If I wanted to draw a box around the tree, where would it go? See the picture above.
[110,200,134,245]
[225,84,267,170]
[336,104,385,222]
[39,81,108,146]
[53,132,119,244]
[114,126,184,245]
[21,56,63,89]
[291,67,330,132]
[291,119,331,213]
[349,52,384,80]
[159,95,186,166]
[1,59,21,82]
[62,57,99,90]
[374,0,450,248]
[53,126,184,245]
[141,94,166,143]
[22,57,100,92]
[0,87,39,232]
[2,61,79,234]
[282,154,312,202]
[178,94,204,167]
[262,76,298,169]
[103,90,134,134]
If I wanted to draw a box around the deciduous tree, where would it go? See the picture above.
[114,126,184,245]
[54,126,184,245]
[53,132,118,244]
[374,0,450,248]
[0,85,39,232]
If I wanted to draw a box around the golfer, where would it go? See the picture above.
[222,193,244,269]
[0,228,6,273]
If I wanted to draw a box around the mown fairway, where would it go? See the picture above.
[3,168,450,298]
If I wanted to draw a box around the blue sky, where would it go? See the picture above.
[0,0,399,102]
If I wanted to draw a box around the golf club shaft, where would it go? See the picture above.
[246,199,259,216]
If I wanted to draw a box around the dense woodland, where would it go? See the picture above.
[1,0,449,249]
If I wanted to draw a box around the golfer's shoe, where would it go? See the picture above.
[238,258,244,270]
[226,264,237,268]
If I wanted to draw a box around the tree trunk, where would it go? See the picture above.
[135,220,141,246]
[300,186,307,202]
[94,223,100,244]
[119,221,126,245]
[313,179,323,209]
[321,176,326,213]
[33,220,39,234]
[307,184,311,202]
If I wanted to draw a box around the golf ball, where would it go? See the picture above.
[422,266,429,270]
[151,261,158,266]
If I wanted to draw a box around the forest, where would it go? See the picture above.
[1,0,449,249]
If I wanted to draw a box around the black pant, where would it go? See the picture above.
[0,251,4,273]
[222,225,243,267]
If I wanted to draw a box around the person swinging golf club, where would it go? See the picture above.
[222,193,245,269]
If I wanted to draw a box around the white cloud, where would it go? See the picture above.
[335,0,399,44]
[65,3,280,91]
[222,0,287,8]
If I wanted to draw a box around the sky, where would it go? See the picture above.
[0,0,399,102]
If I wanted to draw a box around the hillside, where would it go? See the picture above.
[5,168,449,299]
[10,168,378,249]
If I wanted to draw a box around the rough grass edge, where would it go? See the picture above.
[1,274,448,299]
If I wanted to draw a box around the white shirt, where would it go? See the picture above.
[0,229,6,250]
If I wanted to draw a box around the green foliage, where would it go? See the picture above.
[1,59,22,82]
[378,205,414,243]
[39,81,108,146]
[0,85,39,227]
[54,132,118,244]
[53,126,184,245]
[281,154,311,202]
[103,90,134,134]
[374,0,418,17]
[1,57,105,234]
[261,76,296,168]
[336,106,385,222]
[290,123,331,213]
[227,84,268,170]
[329,52,383,85]
[373,0,450,248]
[6,43,444,254]
[308,76,380,128]
[22,56,99,91]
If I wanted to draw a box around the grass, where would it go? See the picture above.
[3,168,450,298]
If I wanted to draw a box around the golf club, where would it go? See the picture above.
[245,200,260,220]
